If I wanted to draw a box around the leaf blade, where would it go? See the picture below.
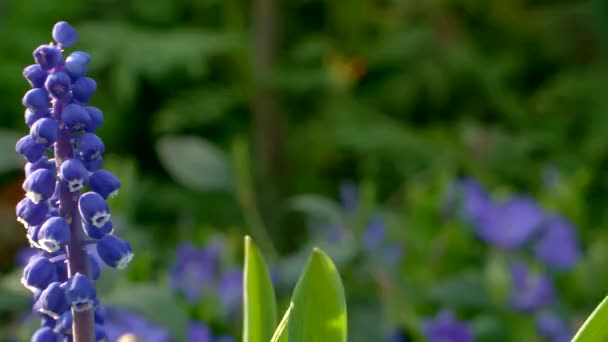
[573,296,608,342]
[287,248,347,342]
[243,236,278,342]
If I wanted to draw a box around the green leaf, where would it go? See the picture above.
[573,296,608,342]
[156,136,234,192]
[287,194,344,225]
[271,303,292,342]
[288,248,347,342]
[243,236,278,342]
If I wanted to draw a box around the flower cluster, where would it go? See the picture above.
[449,178,578,340]
[17,21,132,341]
[170,240,243,317]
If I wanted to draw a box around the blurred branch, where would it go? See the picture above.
[252,0,285,235]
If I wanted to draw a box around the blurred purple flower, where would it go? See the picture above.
[536,312,573,342]
[422,310,472,342]
[509,262,555,312]
[444,178,491,223]
[215,337,236,342]
[102,307,172,342]
[383,243,404,266]
[218,268,243,315]
[170,242,220,304]
[188,322,213,342]
[339,180,358,213]
[534,216,581,271]
[476,196,545,249]
[363,216,386,251]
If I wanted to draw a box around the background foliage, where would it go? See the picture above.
[1,0,608,341]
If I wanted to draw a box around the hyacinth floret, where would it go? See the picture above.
[15,21,132,341]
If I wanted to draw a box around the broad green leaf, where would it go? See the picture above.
[288,248,347,342]
[271,303,292,342]
[243,236,278,342]
[156,136,234,192]
[573,296,608,342]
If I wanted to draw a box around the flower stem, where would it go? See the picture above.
[53,97,95,342]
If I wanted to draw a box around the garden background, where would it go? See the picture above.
[1,0,608,341]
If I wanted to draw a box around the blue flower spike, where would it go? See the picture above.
[44,71,72,99]
[59,158,89,192]
[21,256,56,292]
[52,21,78,47]
[33,45,62,70]
[35,282,69,319]
[30,118,59,148]
[23,64,47,88]
[37,217,71,253]
[61,103,91,132]
[66,273,97,312]
[16,135,46,163]
[78,192,111,228]
[18,21,129,340]
[76,133,104,161]
[23,169,55,204]
[16,197,49,228]
[72,77,97,103]
[97,235,133,269]
[31,327,59,342]
[89,170,120,199]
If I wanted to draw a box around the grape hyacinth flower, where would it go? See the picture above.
[170,241,221,303]
[16,21,130,341]
[422,310,473,342]
[534,215,581,271]
[476,196,545,249]
[443,178,490,223]
[536,311,573,342]
[189,322,236,342]
[509,262,555,312]
[101,307,172,342]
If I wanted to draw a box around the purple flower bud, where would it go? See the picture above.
[188,322,213,342]
[23,169,56,204]
[52,22,78,47]
[34,282,69,319]
[44,72,72,99]
[66,273,97,312]
[31,327,58,342]
[94,325,107,341]
[21,256,56,292]
[23,88,50,114]
[40,314,56,328]
[16,135,46,163]
[76,133,104,161]
[85,106,104,132]
[534,216,581,271]
[26,224,42,247]
[536,312,572,342]
[170,242,220,303]
[422,310,472,342]
[61,103,91,132]
[25,109,50,127]
[33,45,62,70]
[16,197,49,227]
[83,220,113,239]
[509,262,555,312]
[97,235,133,269]
[65,51,90,79]
[79,192,111,228]
[25,156,56,177]
[30,117,59,148]
[444,178,490,223]
[218,268,243,315]
[55,260,68,283]
[82,155,103,172]
[23,64,48,88]
[54,310,72,335]
[90,170,120,199]
[59,158,89,192]
[363,216,386,251]
[38,217,71,253]
[72,77,97,103]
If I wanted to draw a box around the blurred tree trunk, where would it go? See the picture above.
[252,0,284,240]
